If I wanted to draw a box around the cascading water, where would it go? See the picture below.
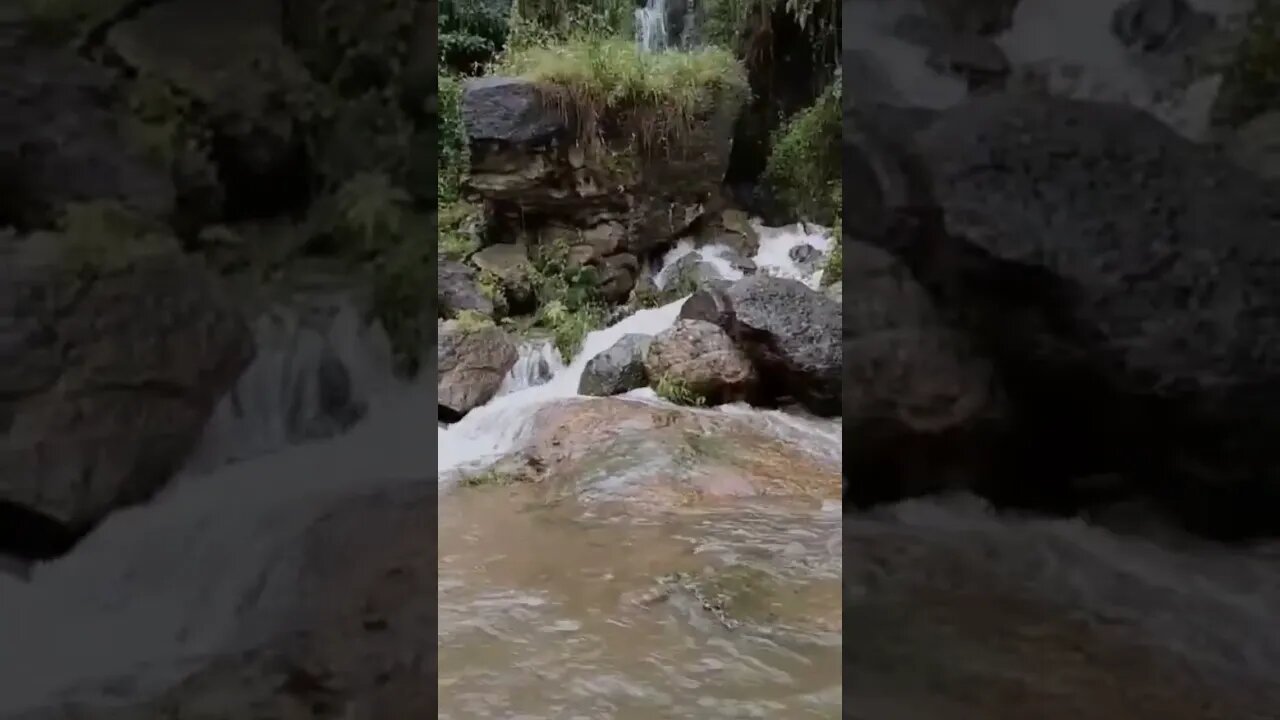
[636,0,670,53]
[0,221,839,716]
[436,221,842,718]
[846,0,1254,139]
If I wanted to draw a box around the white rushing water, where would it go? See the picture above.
[636,0,670,53]
[439,220,836,477]
[846,0,1254,138]
[0,221,835,715]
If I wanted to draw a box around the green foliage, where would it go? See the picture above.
[821,182,841,287]
[331,173,434,374]
[507,0,635,49]
[334,172,413,253]
[438,73,470,204]
[654,374,707,406]
[525,239,608,357]
[453,309,497,331]
[459,468,515,487]
[529,240,602,311]
[537,299,607,359]
[56,201,178,273]
[441,0,511,73]
[1214,0,1280,126]
[499,39,748,154]
[821,237,841,288]
[762,77,841,225]
[370,222,434,376]
[438,201,482,261]
[704,0,838,62]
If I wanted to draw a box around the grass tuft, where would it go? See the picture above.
[499,38,747,154]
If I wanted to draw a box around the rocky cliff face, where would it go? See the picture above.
[461,74,745,298]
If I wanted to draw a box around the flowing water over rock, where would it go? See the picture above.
[437,222,842,717]
[0,223,839,717]
[847,1,1280,715]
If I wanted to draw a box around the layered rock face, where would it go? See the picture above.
[460,75,745,298]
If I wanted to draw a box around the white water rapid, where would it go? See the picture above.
[438,220,836,478]
[0,221,837,716]
[846,0,1255,139]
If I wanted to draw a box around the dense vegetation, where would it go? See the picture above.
[438,0,841,356]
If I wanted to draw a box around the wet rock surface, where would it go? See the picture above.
[578,333,651,397]
[436,322,518,417]
[852,92,1280,538]
[0,235,252,551]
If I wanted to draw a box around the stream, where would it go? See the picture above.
[0,222,843,717]
[437,223,843,718]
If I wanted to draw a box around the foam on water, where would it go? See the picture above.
[0,222,833,713]
[846,0,1254,138]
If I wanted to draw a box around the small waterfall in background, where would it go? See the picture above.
[636,0,669,52]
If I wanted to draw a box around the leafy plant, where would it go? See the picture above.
[438,73,470,204]
[655,374,707,406]
[453,309,497,331]
[762,76,840,225]
[438,200,482,261]
[440,0,511,74]
[334,172,412,252]
[57,201,177,273]
[537,298,607,359]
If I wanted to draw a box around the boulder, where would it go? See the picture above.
[664,252,725,292]
[0,234,253,553]
[578,333,652,397]
[0,38,174,228]
[520,397,840,506]
[462,75,746,260]
[644,320,757,406]
[437,322,518,416]
[787,243,822,276]
[876,94,1280,537]
[841,240,1005,506]
[437,260,493,318]
[721,276,842,415]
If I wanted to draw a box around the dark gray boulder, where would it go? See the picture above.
[713,275,842,415]
[437,260,494,319]
[869,93,1280,538]
[461,76,565,144]
[578,333,652,397]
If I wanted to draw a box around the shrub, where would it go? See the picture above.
[1213,0,1280,126]
[438,200,482,261]
[762,76,840,225]
[536,299,607,359]
[654,374,707,406]
[440,0,511,74]
[438,73,470,204]
[498,38,748,154]
[57,201,177,273]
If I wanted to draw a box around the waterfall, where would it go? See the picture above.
[635,0,669,53]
